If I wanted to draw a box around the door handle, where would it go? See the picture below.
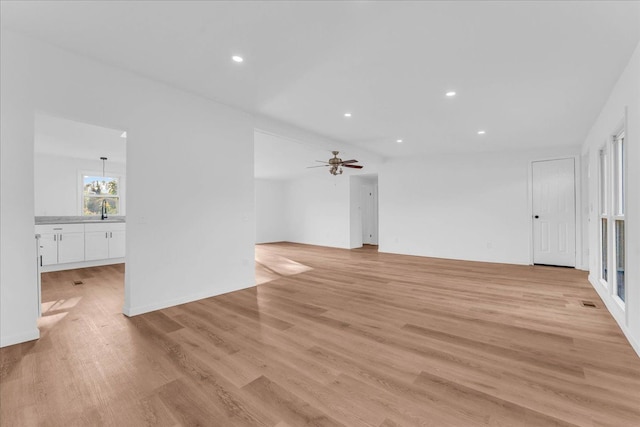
[40,255,43,267]
[534,215,539,219]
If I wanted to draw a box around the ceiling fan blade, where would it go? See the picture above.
[341,159,358,164]
[307,165,330,168]
[343,164,363,169]
[315,160,330,164]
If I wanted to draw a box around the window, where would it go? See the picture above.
[82,175,120,216]
[598,130,626,304]
[613,132,625,302]
[599,148,608,284]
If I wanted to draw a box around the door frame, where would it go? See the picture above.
[528,155,583,268]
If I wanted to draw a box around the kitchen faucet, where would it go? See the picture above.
[101,199,108,220]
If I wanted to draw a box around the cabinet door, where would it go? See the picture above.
[39,233,58,266]
[58,232,85,264]
[85,231,110,261]
[108,230,126,259]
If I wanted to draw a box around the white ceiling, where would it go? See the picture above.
[34,113,126,163]
[3,1,640,163]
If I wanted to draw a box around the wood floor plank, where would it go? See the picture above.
[413,370,582,427]
[401,323,586,378]
[156,378,228,425]
[1,244,639,426]
[242,375,344,427]
[128,315,275,426]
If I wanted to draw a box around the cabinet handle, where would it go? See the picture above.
[106,232,108,238]
[40,255,43,267]
[54,234,57,242]
[110,232,113,238]
[59,234,63,241]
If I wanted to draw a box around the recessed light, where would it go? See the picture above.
[344,112,352,117]
[477,130,486,135]
[446,91,456,97]
[120,131,127,138]
[396,139,403,143]
[232,55,244,63]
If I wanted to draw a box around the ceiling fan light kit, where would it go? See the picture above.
[307,150,364,176]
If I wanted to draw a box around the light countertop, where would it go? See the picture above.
[35,216,126,225]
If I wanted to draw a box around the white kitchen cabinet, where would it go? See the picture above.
[84,229,110,261]
[84,223,126,260]
[58,231,85,263]
[38,233,59,266]
[109,228,126,258]
[35,224,85,266]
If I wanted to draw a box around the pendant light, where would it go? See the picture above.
[100,157,107,177]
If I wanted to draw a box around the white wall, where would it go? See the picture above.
[349,176,364,249]
[1,31,255,347]
[253,118,383,250]
[34,153,126,216]
[255,179,287,243]
[583,42,640,356]
[285,175,352,249]
[0,35,38,346]
[379,147,580,265]
[258,173,379,250]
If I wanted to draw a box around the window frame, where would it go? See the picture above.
[611,131,625,306]
[598,146,609,288]
[598,128,626,308]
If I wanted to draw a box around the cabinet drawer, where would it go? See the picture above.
[84,222,126,232]
[35,224,85,234]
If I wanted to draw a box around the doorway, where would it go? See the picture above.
[531,158,576,267]
[34,113,127,323]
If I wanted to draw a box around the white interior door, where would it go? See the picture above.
[532,158,576,267]
[371,184,378,244]
[361,184,378,245]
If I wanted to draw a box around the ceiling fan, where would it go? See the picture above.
[308,151,364,175]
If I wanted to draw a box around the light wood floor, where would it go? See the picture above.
[2,243,639,426]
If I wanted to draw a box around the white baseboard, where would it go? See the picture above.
[588,274,640,358]
[0,328,40,348]
[627,331,640,358]
[122,282,256,317]
[41,257,125,273]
